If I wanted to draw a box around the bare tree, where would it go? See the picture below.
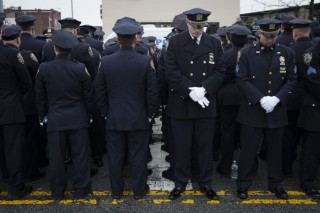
[254,0,315,19]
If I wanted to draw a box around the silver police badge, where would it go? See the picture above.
[304,52,312,65]
[17,52,25,64]
[237,51,242,63]
[209,53,215,64]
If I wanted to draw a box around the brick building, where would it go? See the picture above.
[4,7,61,35]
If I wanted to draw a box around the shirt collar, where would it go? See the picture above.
[189,31,202,45]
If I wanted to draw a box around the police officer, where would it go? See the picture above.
[276,14,296,47]
[282,19,314,177]
[165,8,225,200]
[42,18,96,80]
[0,25,33,199]
[80,25,105,55]
[216,24,251,177]
[15,15,45,62]
[35,29,93,199]
[236,19,296,200]
[95,18,158,200]
[297,43,320,199]
[159,13,188,182]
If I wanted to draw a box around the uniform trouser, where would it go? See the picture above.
[237,125,284,189]
[89,104,106,160]
[282,110,300,175]
[217,105,240,175]
[23,115,40,178]
[300,130,320,189]
[47,129,91,195]
[171,118,215,188]
[162,109,174,170]
[0,124,25,194]
[106,130,149,196]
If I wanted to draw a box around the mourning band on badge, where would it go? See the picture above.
[209,53,215,64]
[30,53,38,63]
[304,52,312,65]
[88,46,93,57]
[17,52,25,64]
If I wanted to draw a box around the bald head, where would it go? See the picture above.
[292,27,310,41]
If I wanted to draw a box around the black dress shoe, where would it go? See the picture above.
[162,169,175,181]
[8,185,33,200]
[112,194,121,199]
[90,168,98,177]
[51,193,65,200]
[168,187,185,200]
[24,170,46,183]
[147,169,153,176]
[304,188,320,199]
[74,188,92,199]
[200,186,219,200]
[237,188,248,200]
[93,159,104,167]
[134,185,150,200]
[269,187,288,200]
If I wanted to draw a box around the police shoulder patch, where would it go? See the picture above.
[165,40,169,51]
[30,53,38,63]
[237,51,242,63]
[85,68,90,77]
[88,46,93,57]
[150,59,155,70]
[17,52,25,64]
[304,52,312,65]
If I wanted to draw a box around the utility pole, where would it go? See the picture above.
[71,0,74,18]
[0,0,4,12]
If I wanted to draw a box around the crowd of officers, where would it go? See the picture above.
[0,7,320,202]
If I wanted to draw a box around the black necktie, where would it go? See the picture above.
[193,37,198,44]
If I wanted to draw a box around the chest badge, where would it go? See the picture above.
[209,53,215,64]
[279,56,285,66]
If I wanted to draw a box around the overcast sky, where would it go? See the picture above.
[4,0,320,25]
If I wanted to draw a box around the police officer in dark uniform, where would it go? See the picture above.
[159,14,188,182]
[95,19,158,200]
[275,14,296,47]
[165,8,225,200]
[236,19,297,200]
[297,43,320,199]
[35,29,93,199]
[282,19,314,177]
[80,25,105,55]
[0,25,33,199]
[216,24,251,177]
[15,15,45,62]
[42,18,96,80]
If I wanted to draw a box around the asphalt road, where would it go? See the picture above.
[0,118,319,213]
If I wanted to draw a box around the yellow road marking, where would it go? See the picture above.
[181,199,194,204]
[207,200,220,204]
[110,199,124,205]
[0,200,54,205]
[153,199,171,204]
[242,199,317,205]
[59,199,97,205]
[248,191,306,196]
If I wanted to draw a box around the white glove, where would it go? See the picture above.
[189,87,206,102]
[197,97,210,108]
[260,96,279,113]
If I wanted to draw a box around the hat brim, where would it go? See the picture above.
[189,21,207,28]
[260,30,279,38]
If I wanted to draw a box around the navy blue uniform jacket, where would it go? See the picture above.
[95,47,158,131]
[297,43,320,132]
[0,43,31,125]
[35,55,93,132]
[165,31,225,119]
[236,42,297,128]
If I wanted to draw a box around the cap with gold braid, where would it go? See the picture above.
[257,19,283,38]
[183,8,211,29]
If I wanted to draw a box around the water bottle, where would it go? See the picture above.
[231,160,238,179]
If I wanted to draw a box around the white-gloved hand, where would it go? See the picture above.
[260,96,273,113]
[197,97,210,108]
[269,96,280,108]
[189,87,206,102]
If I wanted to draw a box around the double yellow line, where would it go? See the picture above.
[0,190,318,205]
